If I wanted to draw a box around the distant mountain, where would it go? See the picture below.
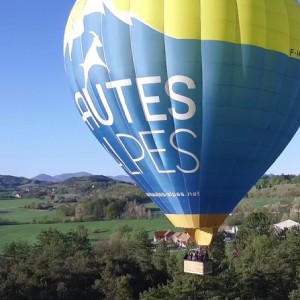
[64,175,118,184]
[0,174,138,200]
[53,172,93,182]
[32,174,59,183]
[109,175,135,184]
[32,172,134,183]
[32,172,93,183]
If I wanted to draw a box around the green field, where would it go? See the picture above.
[243,198,294,208]
[0,218,174,252]
[0,194,296,253]
[0,198,175,252]
[0,198,60,223]
[242,197,294,208]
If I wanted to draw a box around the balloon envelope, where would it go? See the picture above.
[64,0,300,244]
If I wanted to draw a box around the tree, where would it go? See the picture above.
[0,227,98,300]
[105,202,119,219]
[115,275,134,300]
[256,178,266,189]
[209,232,226,271]
[2,210,300,299]
[289,268,300,300]
[152,242,170,272]
[93,202,104,220]
[127,229,153,273]
[75,203,86,221]
[290,197,300,222]
[151,242,171,284]
[241,211,271,235]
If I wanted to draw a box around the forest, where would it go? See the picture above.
[1,211,300,300]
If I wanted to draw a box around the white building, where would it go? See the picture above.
[274,219,300,233]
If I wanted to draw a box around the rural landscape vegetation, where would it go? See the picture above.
[2,0,300,299]
[1,173,300,299]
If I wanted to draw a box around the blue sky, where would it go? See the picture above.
[0,0,121,178]
[0,0,299,179]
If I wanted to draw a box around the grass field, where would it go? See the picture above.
[0,199,175,252]
[242,197,295,208]
[0,198,59,223]
[0,218,174,252]
[0,193,297,253]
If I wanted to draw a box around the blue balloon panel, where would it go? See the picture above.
[64,5,300,216]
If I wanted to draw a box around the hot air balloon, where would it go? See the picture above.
[64,0,300,252]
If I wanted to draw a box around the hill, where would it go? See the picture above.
[109,175,134,183]
[248,183,300,199]
[32,174,59,183]
[0,175,40,190]
[32,172,134,184]
[1,173,299,209]
[32,172,94,182]
[0,174,137,201]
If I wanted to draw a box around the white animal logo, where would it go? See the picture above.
[64,0,132,62]
[80,31,109,87]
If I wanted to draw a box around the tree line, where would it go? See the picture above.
[1,211,300,299]
[256,174,300,189]
[59,197,152,222]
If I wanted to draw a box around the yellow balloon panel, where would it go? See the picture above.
[67,0,300,59]
[111,0,300,58]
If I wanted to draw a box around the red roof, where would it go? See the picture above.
[154,230,173,239]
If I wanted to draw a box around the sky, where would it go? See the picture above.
[0,0,299,179]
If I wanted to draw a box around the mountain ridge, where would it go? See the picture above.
[0,173,136,200]
[32,172,134,183]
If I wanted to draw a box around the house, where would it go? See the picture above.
[219,225,239,235]
[172,232,194,248]
[218,225,239,241]
[153,230,173,243]
[274,219,300,233]
[172,232,182,243]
